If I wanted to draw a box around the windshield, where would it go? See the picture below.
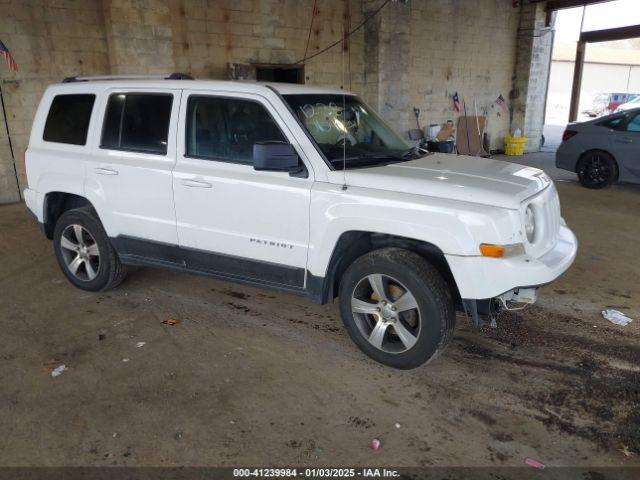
[283,94,414,169]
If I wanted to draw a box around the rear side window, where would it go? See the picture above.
[43,94,95,145]
[185,96,286,164]
[598,116,624,129]
[101,93,172,154]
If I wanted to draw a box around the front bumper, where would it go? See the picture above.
[446,225,578,301]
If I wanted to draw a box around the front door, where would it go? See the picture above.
[172,91,313,289]
[611,111,640,179]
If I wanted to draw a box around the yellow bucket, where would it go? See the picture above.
[504,136,527,156]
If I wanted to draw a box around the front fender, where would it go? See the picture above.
[307,182,520,278]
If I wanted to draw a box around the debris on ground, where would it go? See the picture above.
[371,438,381,451]
[51,364,67,377]
[602,309,633,326]
[622,446,634,457]
[395,423,401,429]
[162,318,181,326]
[97,333,106,341]
[135,342,146,348]
[525,458,545,469]
[122,358,129,363]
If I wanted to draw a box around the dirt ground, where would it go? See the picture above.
[0,177,638,469]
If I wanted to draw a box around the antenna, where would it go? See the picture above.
[341,18,347,191]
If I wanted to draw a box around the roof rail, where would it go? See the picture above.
[62,72,194,83]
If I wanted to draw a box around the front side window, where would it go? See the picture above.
[283,94,410,170]
[626,113,640,132]
[186,96,287,164]
[43,94,95,145]
[101,93,172,154]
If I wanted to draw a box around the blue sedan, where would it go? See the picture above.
[556,108,640,188]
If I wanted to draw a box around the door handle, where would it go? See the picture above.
[181,178,212,188]
[94,167,119,175]
[616,137,633,144]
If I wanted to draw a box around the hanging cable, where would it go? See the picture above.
[346,0,352,90]
[341,18,347,190]
[302,0,318,62]
[293,0,392,65]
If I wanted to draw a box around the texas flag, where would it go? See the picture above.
[453,92,461,113]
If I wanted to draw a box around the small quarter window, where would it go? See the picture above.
[43,94,95,145]
[101,93,172,154]
[186,96,287,164]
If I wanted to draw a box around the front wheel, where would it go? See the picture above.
[338,248,455,369]
[577,151,617,189]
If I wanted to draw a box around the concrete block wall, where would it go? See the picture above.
[0,0,110,202]
[0,0,550,204]
[103,0,175,74]
[364,0,521,151]
[169,0,365,89]
[0,95,18,204]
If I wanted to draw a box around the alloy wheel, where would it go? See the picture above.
[350,273,421,354]
[59,224,101,281]
[580,154,610,186]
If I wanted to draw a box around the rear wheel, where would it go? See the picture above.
[53,207,127,291]
[577,151,617,189]
[338,248,455,369]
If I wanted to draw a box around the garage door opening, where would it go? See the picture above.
[544,1,640,152]
[255,65,305,84]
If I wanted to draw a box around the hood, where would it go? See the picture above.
[331,153,551,209]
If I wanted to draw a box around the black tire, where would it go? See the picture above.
[53,207,127,291]
[577,151,617,189]
[338,248,455,369]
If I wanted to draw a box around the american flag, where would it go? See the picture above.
[0,40,18,71]
[496,94,509,114]
[453,92,461,113]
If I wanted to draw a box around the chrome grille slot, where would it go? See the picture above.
[524,184,561,258]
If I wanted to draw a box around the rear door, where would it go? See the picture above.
[85,88,181,254]
[171,90,313,289]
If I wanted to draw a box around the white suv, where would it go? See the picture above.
[23,73,578,369]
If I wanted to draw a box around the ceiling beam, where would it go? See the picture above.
[544,0,611,11]
[580,24,640,43]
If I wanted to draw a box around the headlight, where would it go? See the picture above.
[525,205,536,243]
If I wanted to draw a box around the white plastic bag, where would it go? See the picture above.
[602,309,633,326]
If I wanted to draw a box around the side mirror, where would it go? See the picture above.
[253,142,299,172]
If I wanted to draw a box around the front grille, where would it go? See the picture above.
[526,184,561,258]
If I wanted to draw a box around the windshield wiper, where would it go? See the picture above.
[331,153,404,163]
[401,146,432,159]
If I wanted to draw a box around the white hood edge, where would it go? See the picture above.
[328,153,551,209]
